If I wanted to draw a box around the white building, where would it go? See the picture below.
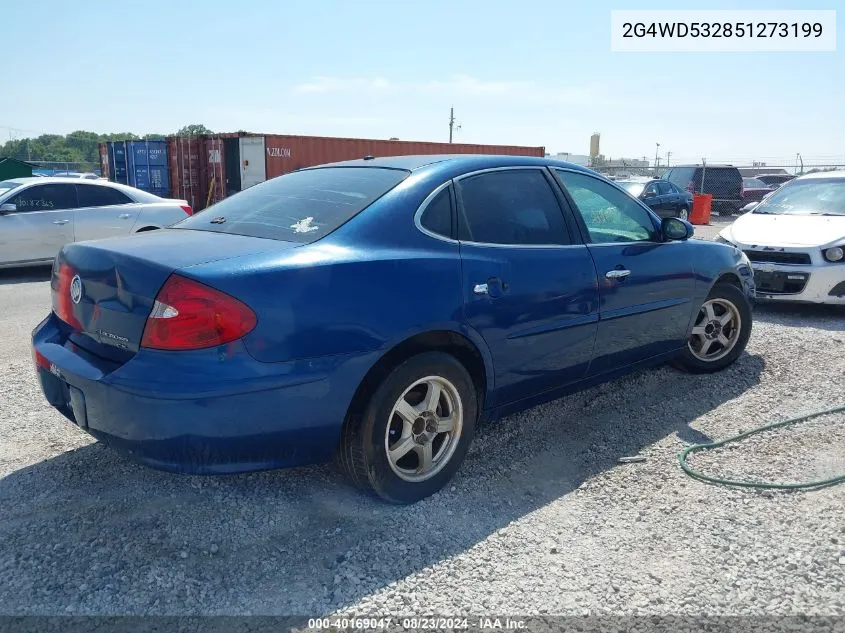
[548,152,590,166]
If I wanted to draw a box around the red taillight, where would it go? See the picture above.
[55,262,82,330]
[32,347,50,371]
[180,205,193,216]
[140,274,257,351]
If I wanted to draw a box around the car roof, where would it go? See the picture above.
[669,164,738,169]
[308,153,595,175]
[796,170,845,181]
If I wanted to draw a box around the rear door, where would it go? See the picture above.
[73,183,140,241]
[239,137,266,190]
[455,167,599,407]
[0,183,76,264]
[553,169,695,375]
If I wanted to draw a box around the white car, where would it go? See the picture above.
[717,171,845,305]
[0,177,192,269]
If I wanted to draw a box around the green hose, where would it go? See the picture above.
[679,404,845,490]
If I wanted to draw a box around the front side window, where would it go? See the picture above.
[174,167,409,242]
[456,169,570,245]
[643,182,659,197]
[555,170,657,243]
[657,181,673,195]
[10,184,77,211]
[76,184,133,207]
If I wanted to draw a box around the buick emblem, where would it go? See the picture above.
[69,275,83,305]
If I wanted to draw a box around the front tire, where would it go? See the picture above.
[338,352,478,504]
[672,283,752,374]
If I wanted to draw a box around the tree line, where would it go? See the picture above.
[0,125,213,169]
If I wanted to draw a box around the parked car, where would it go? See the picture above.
[664,164,744,215]
[0,177,192,269]
[718,170,845,304]
[741,177,775,204]
[617,178,694,220]
[32,155,754,503]
[755,173,794,187]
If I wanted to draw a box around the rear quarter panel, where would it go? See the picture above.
[182,239,465,364]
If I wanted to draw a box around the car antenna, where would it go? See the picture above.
[363,155,375,160]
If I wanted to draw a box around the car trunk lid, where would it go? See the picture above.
[52,229,294,359]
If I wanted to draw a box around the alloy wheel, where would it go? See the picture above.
[688,298,742,362]
[384,376,463,482]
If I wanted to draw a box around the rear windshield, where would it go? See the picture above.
[617,181,645,197]
[743,178,768,188]
[0,180,24,197]
[174,167,409,242]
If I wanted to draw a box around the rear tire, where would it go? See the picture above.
[338,352,477,504]
[672,283,752,374]
[677,206,689,221]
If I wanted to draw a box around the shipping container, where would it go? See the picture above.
[263,135,545,179]
[102,140,171,197]
[167,135,229,211]
[165,132,544,211]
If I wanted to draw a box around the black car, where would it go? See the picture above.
[617,179,693,220]
[664,164,744,215]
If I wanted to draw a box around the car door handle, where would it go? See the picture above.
[52,219,69,225]
[118,213,132,219]
[605,269,631,280]
[473,283,489,295]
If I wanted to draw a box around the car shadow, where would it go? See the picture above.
[0,265,52,285]
[0,353,765,616]
[754,302,845,332]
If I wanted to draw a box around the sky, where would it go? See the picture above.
[2,0,843,166]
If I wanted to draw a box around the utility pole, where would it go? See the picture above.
[666,151,671,168]
[654,142,661,176]
[797,153,804,175]
[449,107,455,144]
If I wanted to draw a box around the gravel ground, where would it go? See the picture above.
[0,246,843,617]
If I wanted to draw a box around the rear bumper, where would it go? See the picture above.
[32,313,375,473]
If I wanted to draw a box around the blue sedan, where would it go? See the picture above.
[32,155,755,504]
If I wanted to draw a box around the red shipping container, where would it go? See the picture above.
[168,135,229,211]
[264,135,545,179]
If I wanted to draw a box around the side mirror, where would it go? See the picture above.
[0,203,17,215]
[662,216,693,241]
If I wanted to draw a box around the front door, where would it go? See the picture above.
[239,136,266,190]
[553,169,695,376]
[456,167,600,407]
[0,183,76,264]
[73,183,140,241]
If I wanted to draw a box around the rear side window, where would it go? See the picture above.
[701,168,742,197]
[174,167,409,242]
[76,184,133,207]
[656,181,673,195]
[10,183,77,211]
[419,187,453,238]
[456,169,570,245]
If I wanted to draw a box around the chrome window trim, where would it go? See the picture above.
[413,165,579,250]
[551,166,664,246]
[414,180,458,244]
